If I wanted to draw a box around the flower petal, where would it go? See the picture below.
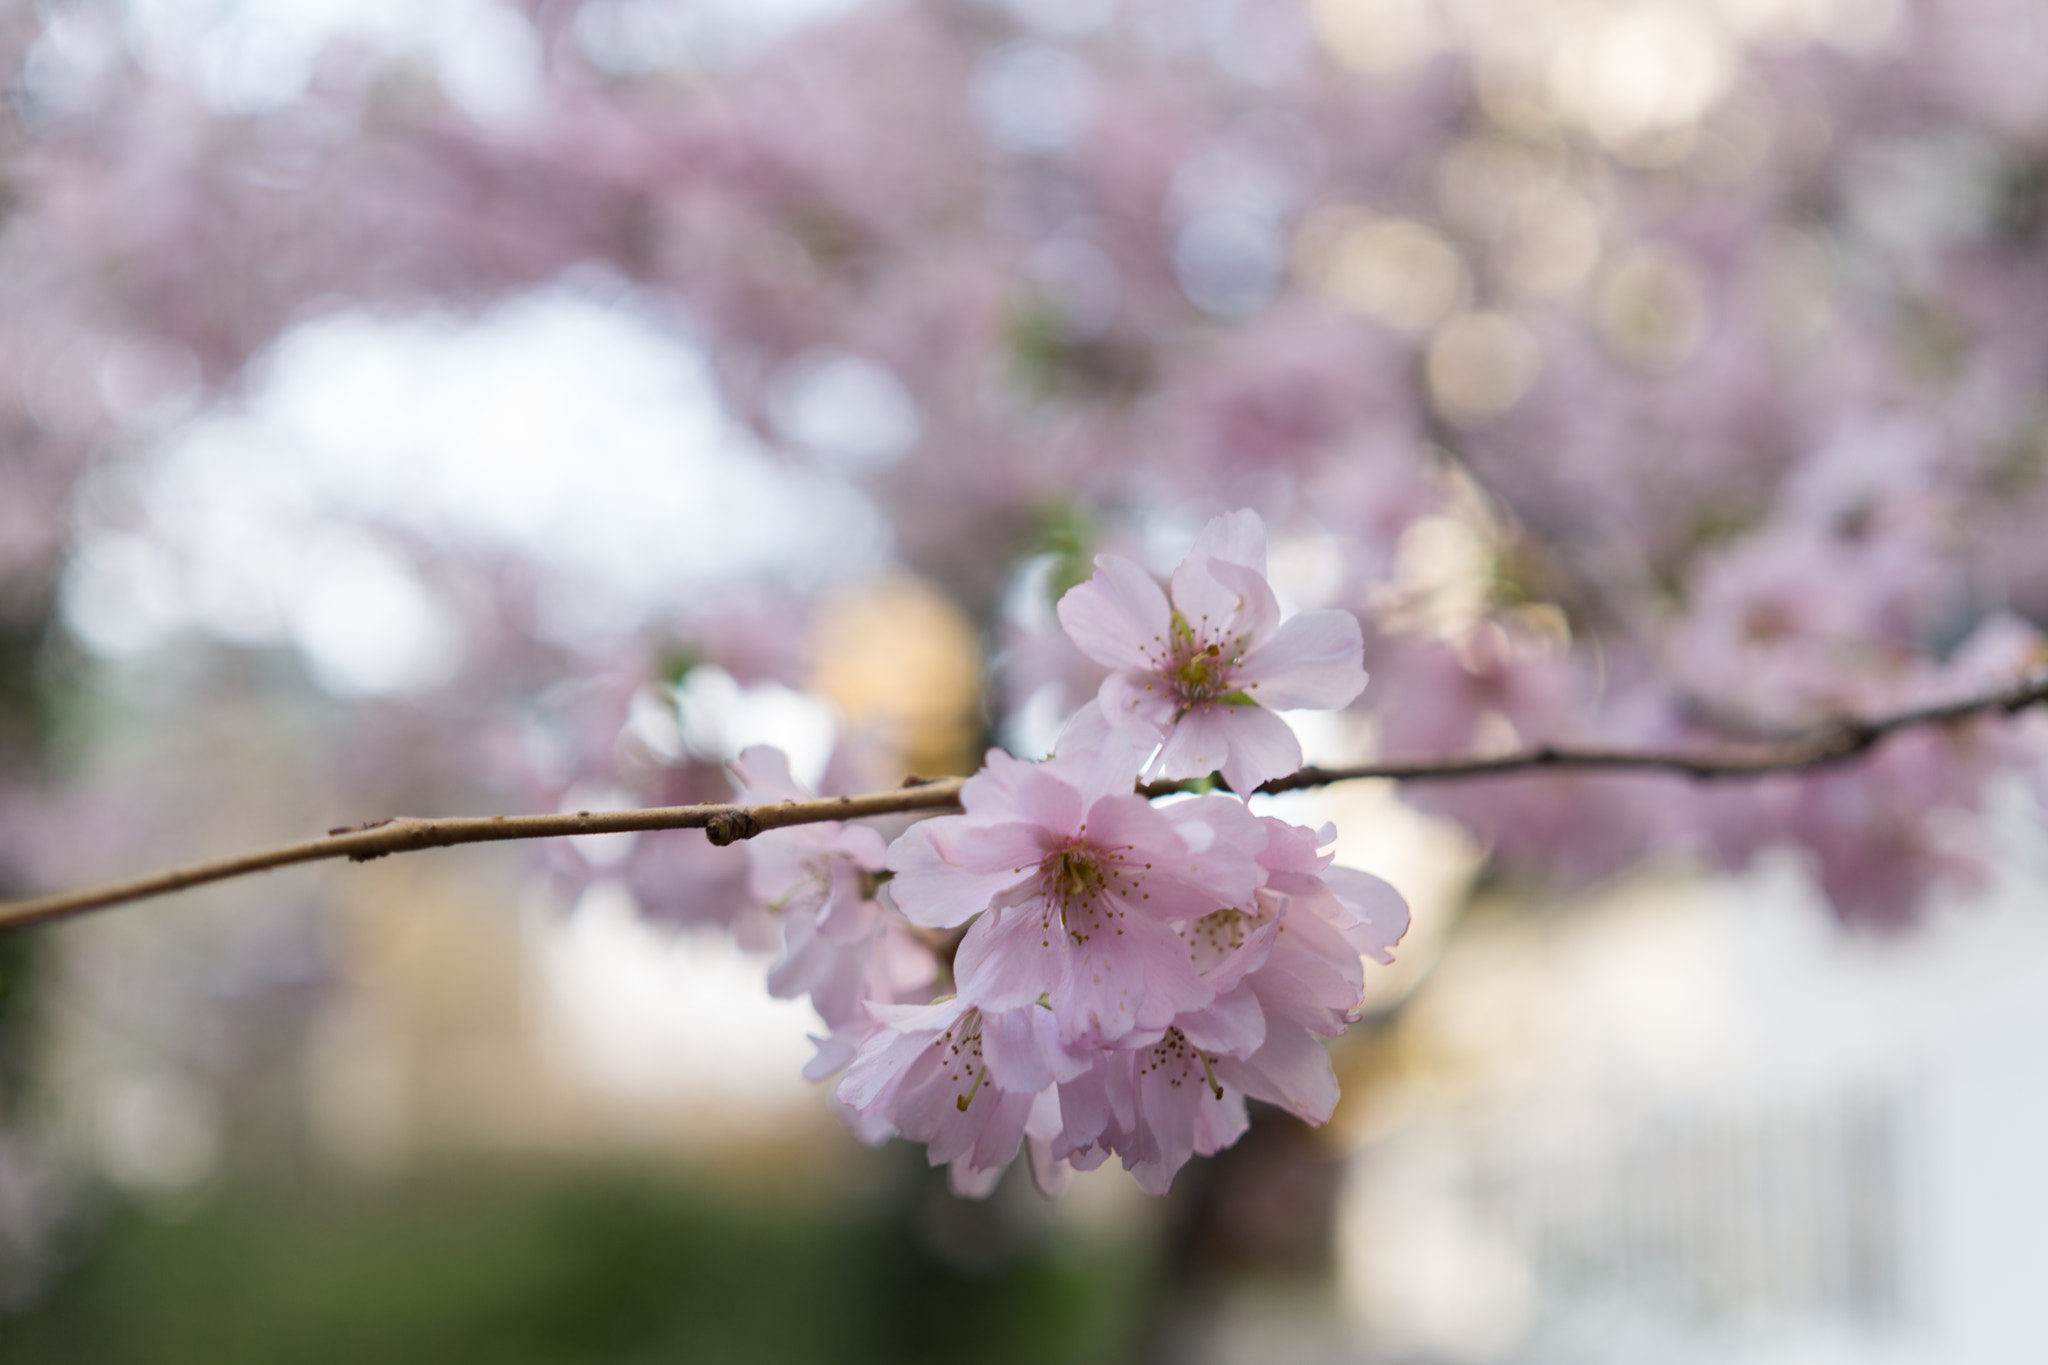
[1057,555,1175,672]
[1216,1020,1339,1125]
[1237,608,1368,711]
[884,818,1043,928]
[1188,509,1268,573]
[1215,704,1305,797]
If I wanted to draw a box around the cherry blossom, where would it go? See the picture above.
[888,729,1264,1046]
[1056,510,1368,795]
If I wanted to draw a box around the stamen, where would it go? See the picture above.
[956,1064,988,1112]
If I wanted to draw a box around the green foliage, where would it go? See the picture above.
[0,1160,1145,1365]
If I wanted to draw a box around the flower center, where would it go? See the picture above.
[1035,840,1138,946]
[1162,611,1250,709]
[1139,1026,1224,1100]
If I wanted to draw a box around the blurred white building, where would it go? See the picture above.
[1339,791,2048,1365]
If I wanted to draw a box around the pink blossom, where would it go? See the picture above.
[839,997,1079,1197]
[889,733,1265,1046]
[728,746,935,1030]
[1056,510,1367,795]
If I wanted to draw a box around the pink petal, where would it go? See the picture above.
[1151,703,1235,781]
[884,818,1046,928]
[1201,558,1283,650]
[1237,609,1368,710]
[1215,705,1306,797]
[1323,865,1411,964]
[1216,1021,1339,1125]
[1097,671,1177,742]
[1168,557,1252,650]
[1051,715,1157,811]
[1187,509,1268,574]
[1057,555,1175,672]
[1175,986,1268,1057]
[981,1005,1057,1092]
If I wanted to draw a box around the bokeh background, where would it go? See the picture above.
[2,0,2048,1360]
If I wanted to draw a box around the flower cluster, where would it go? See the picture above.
[728,512,1407,1195]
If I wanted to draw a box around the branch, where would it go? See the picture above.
[0,779,967,934]
[5,671,2045,933]
[1249,670,2048,793]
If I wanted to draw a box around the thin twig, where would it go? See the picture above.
[1247,670,2048,793]
[5,672,2046,932]
[0,780,967,933]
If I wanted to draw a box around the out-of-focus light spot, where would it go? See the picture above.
[539,883,818,1112]
[572,0,697,74]
[1267,530,1346,611]
[21,11,123,121]
[1176,109,1326,219]
[1310,0,1438,78]
[1595,245,1710,370]
[97,341,201,430]
[971,41,1098,154]
[1547,3,1735,148]
[1303,212,1470,335]
[768,351,922,473]
[811,577,984,779]
[626,684,687,764]
[1432,136,1549,237]
[1203,0,1315,85]
[1175,209,1287,320]
[1003,684,1073,761]
[1844,132,2004,262]
[1375,513,1495,640]
[1686,84,1778,185]
[675,665,838,790]
[1425,312,1541,425]
[574,0,870,76]
[1499,186,1603,300]
[92,285,896,654]
[61,534,188,658]
[1718,0,1902,54]
[95,1072,223,1198]
[434,0,543,127]
[1753,229,1838,348]
[290,532,461,697]
[1005,0,1118,37]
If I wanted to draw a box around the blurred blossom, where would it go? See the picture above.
[675,665,839,790]
[972,42,1100,155]
[289,531,461,698]
[1546,3,1736,149]
[1175,208,1288,319]
[1310,0,1440,78]
[1426,312,1542,425]
[767,350,923,473]
[572,0,870,74]
[1594,245,1711,371]
[12,0,2048,1304]
[1005,0,1120,37]
[1300,211,1470,335]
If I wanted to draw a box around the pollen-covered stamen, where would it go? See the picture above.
[1182,905,1259,972]
[939,1010,988,1111]
[1035,840,1144,946]
[1142,609,1256,716]
[1137,1027,1225,1100]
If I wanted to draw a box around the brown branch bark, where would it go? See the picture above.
[5,671,2045,933]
